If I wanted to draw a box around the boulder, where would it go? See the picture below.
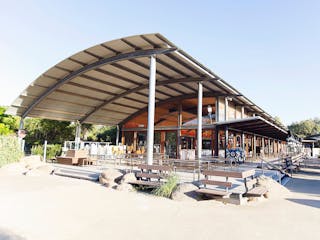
[120,172,136,183]
[116,183,134,192]
[171,183,200,201]
[257,175,290,199]
[99,175,118,188]
[100,169,123,182]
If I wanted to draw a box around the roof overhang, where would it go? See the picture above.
[6,33,287,132]
[215,116,288,141]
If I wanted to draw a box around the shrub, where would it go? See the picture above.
[152,174,179,198]
[0,136,24,167]
[31,144,62,160]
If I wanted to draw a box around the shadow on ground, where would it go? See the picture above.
[285,169,320,196]
[0,228,26,240]
[286,198,320,209]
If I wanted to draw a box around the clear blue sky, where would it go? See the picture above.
[0,0,319,125]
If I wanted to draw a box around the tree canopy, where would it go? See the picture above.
[288,118,320,138]
[0,106,19,135]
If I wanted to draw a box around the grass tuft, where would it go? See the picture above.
[152,174,179,198]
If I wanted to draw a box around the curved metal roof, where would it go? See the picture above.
[7,33,287,131]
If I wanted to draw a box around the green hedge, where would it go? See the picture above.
[31,144,62,160]
[0,136,24,167]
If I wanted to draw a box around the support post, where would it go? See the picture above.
[75,121,81,150]
[146,55,156,165]
[177,103,182,159]
[215,97,220,122]
[262,137,265,157]
[121,131,125,145]
[253,135,256,159]
[18,118,25,152]
[160,131,166,154]
[241,106,244,119]
[43,140,47,163]
[241,132,245,150]
[116,125,120,145]
[133,131,137,152]
[225,126,228,158]
[214,126,219,157]
[224,97,228,121]
[197,81,203,160]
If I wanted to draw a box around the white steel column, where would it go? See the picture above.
[224,97,228,121]
[241,106,244,119]
[241,132,245,150]
[18,118,25,152]
[75,121,81,150]
[116,125,120,145]
[146,55,157,165]
[197,81,203,160]
[215,97,220,122]
[253,135,257,158]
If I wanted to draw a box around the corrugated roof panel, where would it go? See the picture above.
[56,58,83,72]
[132,57,174,81]
[157,86,181,97]
[70,77,115,93]
[203,81,228,93]
[37,99,93,115]
[100,64,148,84]
[85,45,114,59]
[104,103,137,114]
[34,76,57,87]
[45,67,69,79]
[157,54,200,77]
[71,51,97,64]
[105,39,135,54]
[169,83,195,94]
[28,110,81,121]
[124,35,153,50]
[21,85,47,97]
[58,84,108,100]
[115,98,147,109]
[126,93,148,103]
[85,70,138,89]
[48,91,102,107]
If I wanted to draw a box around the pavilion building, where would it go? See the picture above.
[7,33,288,163]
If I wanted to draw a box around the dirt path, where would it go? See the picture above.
[0,168,319,240]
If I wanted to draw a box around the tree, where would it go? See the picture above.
[0,106,19,135]
[96,126,117,144]
[24,118,75,147]
[288,118,320,138]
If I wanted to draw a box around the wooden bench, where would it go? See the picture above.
[128,164,173,189]
[196,168,268,198]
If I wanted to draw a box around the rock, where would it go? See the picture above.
[0,162,28,176]
[116,183,134,192]
[171,183,200,201]
[121,172,136,183]
[21,155,44,170]
[99,175,118,188]
[36,165,55,175]
[100,169,123,182]
[257,175,290,199]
